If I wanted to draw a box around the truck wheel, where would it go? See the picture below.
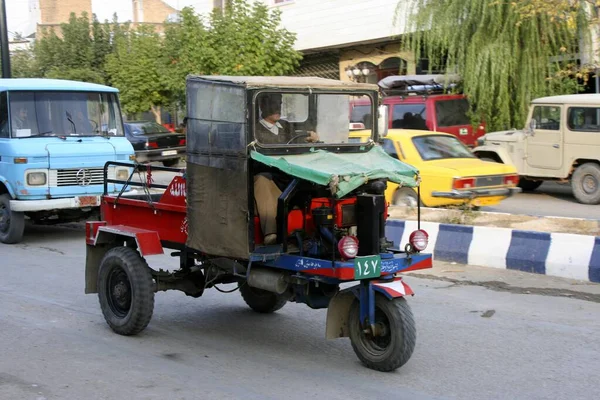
[392,187,420,208]
[518,178,543,192]
[348,295,416,372]
[0,194,25,244]
[571,163,600,205]
[97,246,155,335]
[239,282,287,313]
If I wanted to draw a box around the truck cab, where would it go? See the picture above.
[473,94,600,204]
[0,78,135,243]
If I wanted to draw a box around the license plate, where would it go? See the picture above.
[472,197,497,206]
[162,150,177,156]
[354,255,382,280]
[78,195,98,207]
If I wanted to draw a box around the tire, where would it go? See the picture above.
[239,282,288,313]
[392,187,420,208]
[97,246,155,335]
[571,163,600,205]
[162,158,180,167]
[348,294,416,372]
[0,194,25,244]
[518,178,543,192]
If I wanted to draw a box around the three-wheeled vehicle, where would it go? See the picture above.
[85,75,433,372]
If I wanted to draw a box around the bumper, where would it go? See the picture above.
[10,195,101,212]
[135,147,185,162]
[432,186,521,199]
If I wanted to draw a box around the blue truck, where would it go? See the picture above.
[0,78,135,244]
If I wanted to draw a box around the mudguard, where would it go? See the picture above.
[371,276,414,299]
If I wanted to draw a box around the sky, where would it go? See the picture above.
[6,0,215,39]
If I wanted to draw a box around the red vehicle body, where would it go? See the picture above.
[350,94,486,147]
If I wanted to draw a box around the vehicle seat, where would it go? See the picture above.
[254,209,304,245]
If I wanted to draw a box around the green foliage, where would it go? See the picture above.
[399,0,592,131]
[10,50,39,78]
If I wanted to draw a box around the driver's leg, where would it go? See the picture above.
[254,173,282,245]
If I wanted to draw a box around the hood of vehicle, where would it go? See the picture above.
[425,157,517,176]
[482,129,523,143]
[46,140,117,169]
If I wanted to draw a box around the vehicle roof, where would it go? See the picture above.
[188,75,377,91]
[0,78,118,92]
[532,93,600,105]
[351,93,466,105]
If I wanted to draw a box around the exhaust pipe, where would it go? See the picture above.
[247,267,289,294]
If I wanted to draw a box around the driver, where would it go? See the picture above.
[253,93,319,245]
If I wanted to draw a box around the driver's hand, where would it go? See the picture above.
[305,130,319,143]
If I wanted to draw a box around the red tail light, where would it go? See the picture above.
[146,141,158,149]
[453,177,475,190]
[409,229,429,252]
[503,174,519,186]
[338,236,359,259]
[179,138,186,146]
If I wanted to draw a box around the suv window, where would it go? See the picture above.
[391,104,427,129]
[567,107,600,132]
[532,105,561,130]
[435,98,471,127]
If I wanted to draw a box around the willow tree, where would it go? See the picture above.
[398,0,596,131]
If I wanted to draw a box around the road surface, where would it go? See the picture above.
[1,222,599,400]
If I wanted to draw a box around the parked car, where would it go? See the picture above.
[473,94,600,204]
[123,120,186,167]
[349,74,486,147]
[349,129,520,207]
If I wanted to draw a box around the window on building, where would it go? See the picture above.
[567,107,600,132]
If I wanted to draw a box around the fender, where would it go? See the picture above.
[325,276,415,339]
[472,145,516,166]
[85,222,163,294]
[0,175,16,198]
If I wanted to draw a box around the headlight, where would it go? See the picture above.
[116,168,129,180]
[26,172,47,186]
[476,137,485,146]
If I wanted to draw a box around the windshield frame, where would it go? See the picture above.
[7,90,125,139]
[251,88,378,154]
[411,134,476,161]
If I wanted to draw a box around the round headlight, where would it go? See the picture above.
[338,235,359,259]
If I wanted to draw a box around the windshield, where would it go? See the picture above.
[126,121,171,135]
[412,135,475,161]
[9,91,124,138]
[254,91,373,146]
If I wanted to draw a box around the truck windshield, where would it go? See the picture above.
[9,91,124,138]
[255,92,373,146]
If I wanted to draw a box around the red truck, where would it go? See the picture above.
[350,75,486,147]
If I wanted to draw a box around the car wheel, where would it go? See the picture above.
[571,163,600,205]
[518,178,543,192]
[162,158,180,167]
[392,187,420,209]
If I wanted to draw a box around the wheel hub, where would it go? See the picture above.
[112,281,129,307]
[583,174,598,194]
[107,267,131,317]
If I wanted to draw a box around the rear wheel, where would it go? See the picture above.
[392,187,420,208]
[97,246,155,335]
[518,178,543,192]
[240,282,288,313]
[348,295,416,372]
[162,158,180,167]
[0,194,25,244]
[571,163,600,204]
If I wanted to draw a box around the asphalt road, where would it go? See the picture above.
[481,181,600,220]
[1,222,599,400]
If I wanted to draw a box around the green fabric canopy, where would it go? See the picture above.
[250,145,419,198]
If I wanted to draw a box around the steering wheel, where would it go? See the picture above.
[286,133,310,144]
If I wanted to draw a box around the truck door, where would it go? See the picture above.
[526,104,563,171]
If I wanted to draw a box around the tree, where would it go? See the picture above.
[105,25,171,123]
[11,50,39,78]
[398,0,595,131]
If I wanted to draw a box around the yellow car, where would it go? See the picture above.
[349,129,521,207]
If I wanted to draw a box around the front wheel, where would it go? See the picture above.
[348,295,416,372]
[97,246,155,335]
[0,194,25,244]
[239,282,288,313]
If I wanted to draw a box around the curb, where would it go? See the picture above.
[386,220,600,283]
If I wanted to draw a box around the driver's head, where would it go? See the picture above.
[259,93,282,122]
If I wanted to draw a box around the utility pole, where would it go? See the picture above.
[0,0,10,78]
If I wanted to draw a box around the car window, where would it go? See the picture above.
[0,91,7,138]
[127,121,171,135]
[412,135,475,161]
[381,138,399,159]
[567,107,600,132]
[435,98,471,127]
[391,104,427,129]
[350,104,371,125]
[532,105,561,130]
